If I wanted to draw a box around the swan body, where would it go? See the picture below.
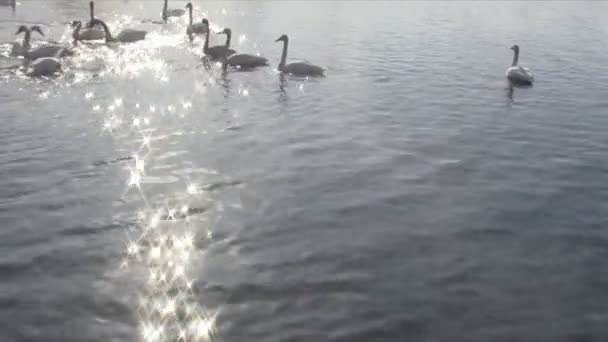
[275,34,324,76]
[27,45,73,60]
[186,3,208,42]
[506,45,534,85]
[225,53,268,68]
[91,18,147,43]
[162,0,185,22]
[218,28,267,69]
[76,28,105,41]
[116,29,148,43]
[202,19,236,60]
[26,57,61,77]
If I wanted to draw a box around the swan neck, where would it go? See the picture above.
[72,23,81,43]
[225,32,231,49]
[22,30,31,52]
[279,39,288,69]
[512,49,519,67]
[162,0,168,21]
[98,20,113,42]
[203,30,209,53]
[188,6,193,25]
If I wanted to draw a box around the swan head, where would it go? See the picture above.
[16,25,28,35]
[202,18,209,25]
[30,25,44,36]
[218,28,232,36]
[71,20,82,28]
[275,34,288,43]
[185,2,192,9]
[89,1,94,10]
[510,44,519,52]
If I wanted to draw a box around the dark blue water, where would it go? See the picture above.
[1,1,608,341]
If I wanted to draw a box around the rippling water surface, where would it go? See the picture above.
[1,1,608,341]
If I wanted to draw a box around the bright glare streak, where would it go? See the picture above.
[127,242,139,256]
[149,246,161,260]
[128,170,141,188]
[135,155,145,174]
[149,212,161,229]
[187,183,198,194]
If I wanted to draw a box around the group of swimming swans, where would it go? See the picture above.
[7,0,533,84]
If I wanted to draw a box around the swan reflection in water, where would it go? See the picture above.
[506,81,533,103]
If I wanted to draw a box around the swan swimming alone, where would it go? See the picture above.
[162,0,185,23]
[218,28,268,69]
[185,3,208,42]
[275,34,324,77]
[201,19,236,60]
[506,44,534,85]
[90,18,147,43]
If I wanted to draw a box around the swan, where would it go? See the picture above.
[218,28,267,69]
[162,0,185,23]
[25,56,62,77]
[201,19,236,60]
[12,26,62,77]
[78,1,105,41]
[14,25,73,60]
[185,3,208,42]
[90,18,147,43]
[275,34,324,77]
[506,44,534,85]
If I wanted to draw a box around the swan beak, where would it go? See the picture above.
[275,38,281,42]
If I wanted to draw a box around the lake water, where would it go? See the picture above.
[1,1,608,341]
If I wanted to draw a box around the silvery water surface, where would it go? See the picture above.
[1,1,608,341]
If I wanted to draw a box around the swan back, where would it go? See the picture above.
[506,66,534,84]
[282,62,324,77]
[117,29,147,43]
[226,53,268,68]
[27,45,72,60]
[27,57,61,77]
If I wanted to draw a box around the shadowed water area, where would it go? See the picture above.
[1,1,608,341]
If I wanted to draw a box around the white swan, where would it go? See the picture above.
[201,19,236,60]
[78,1,105,41]
[14,25,73,60]
[275,34,324,77]
[506,44,534,85]
[186,3,208,42]
[218,28,267,69]
[91,18,147,43]
[162,0,185,23]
